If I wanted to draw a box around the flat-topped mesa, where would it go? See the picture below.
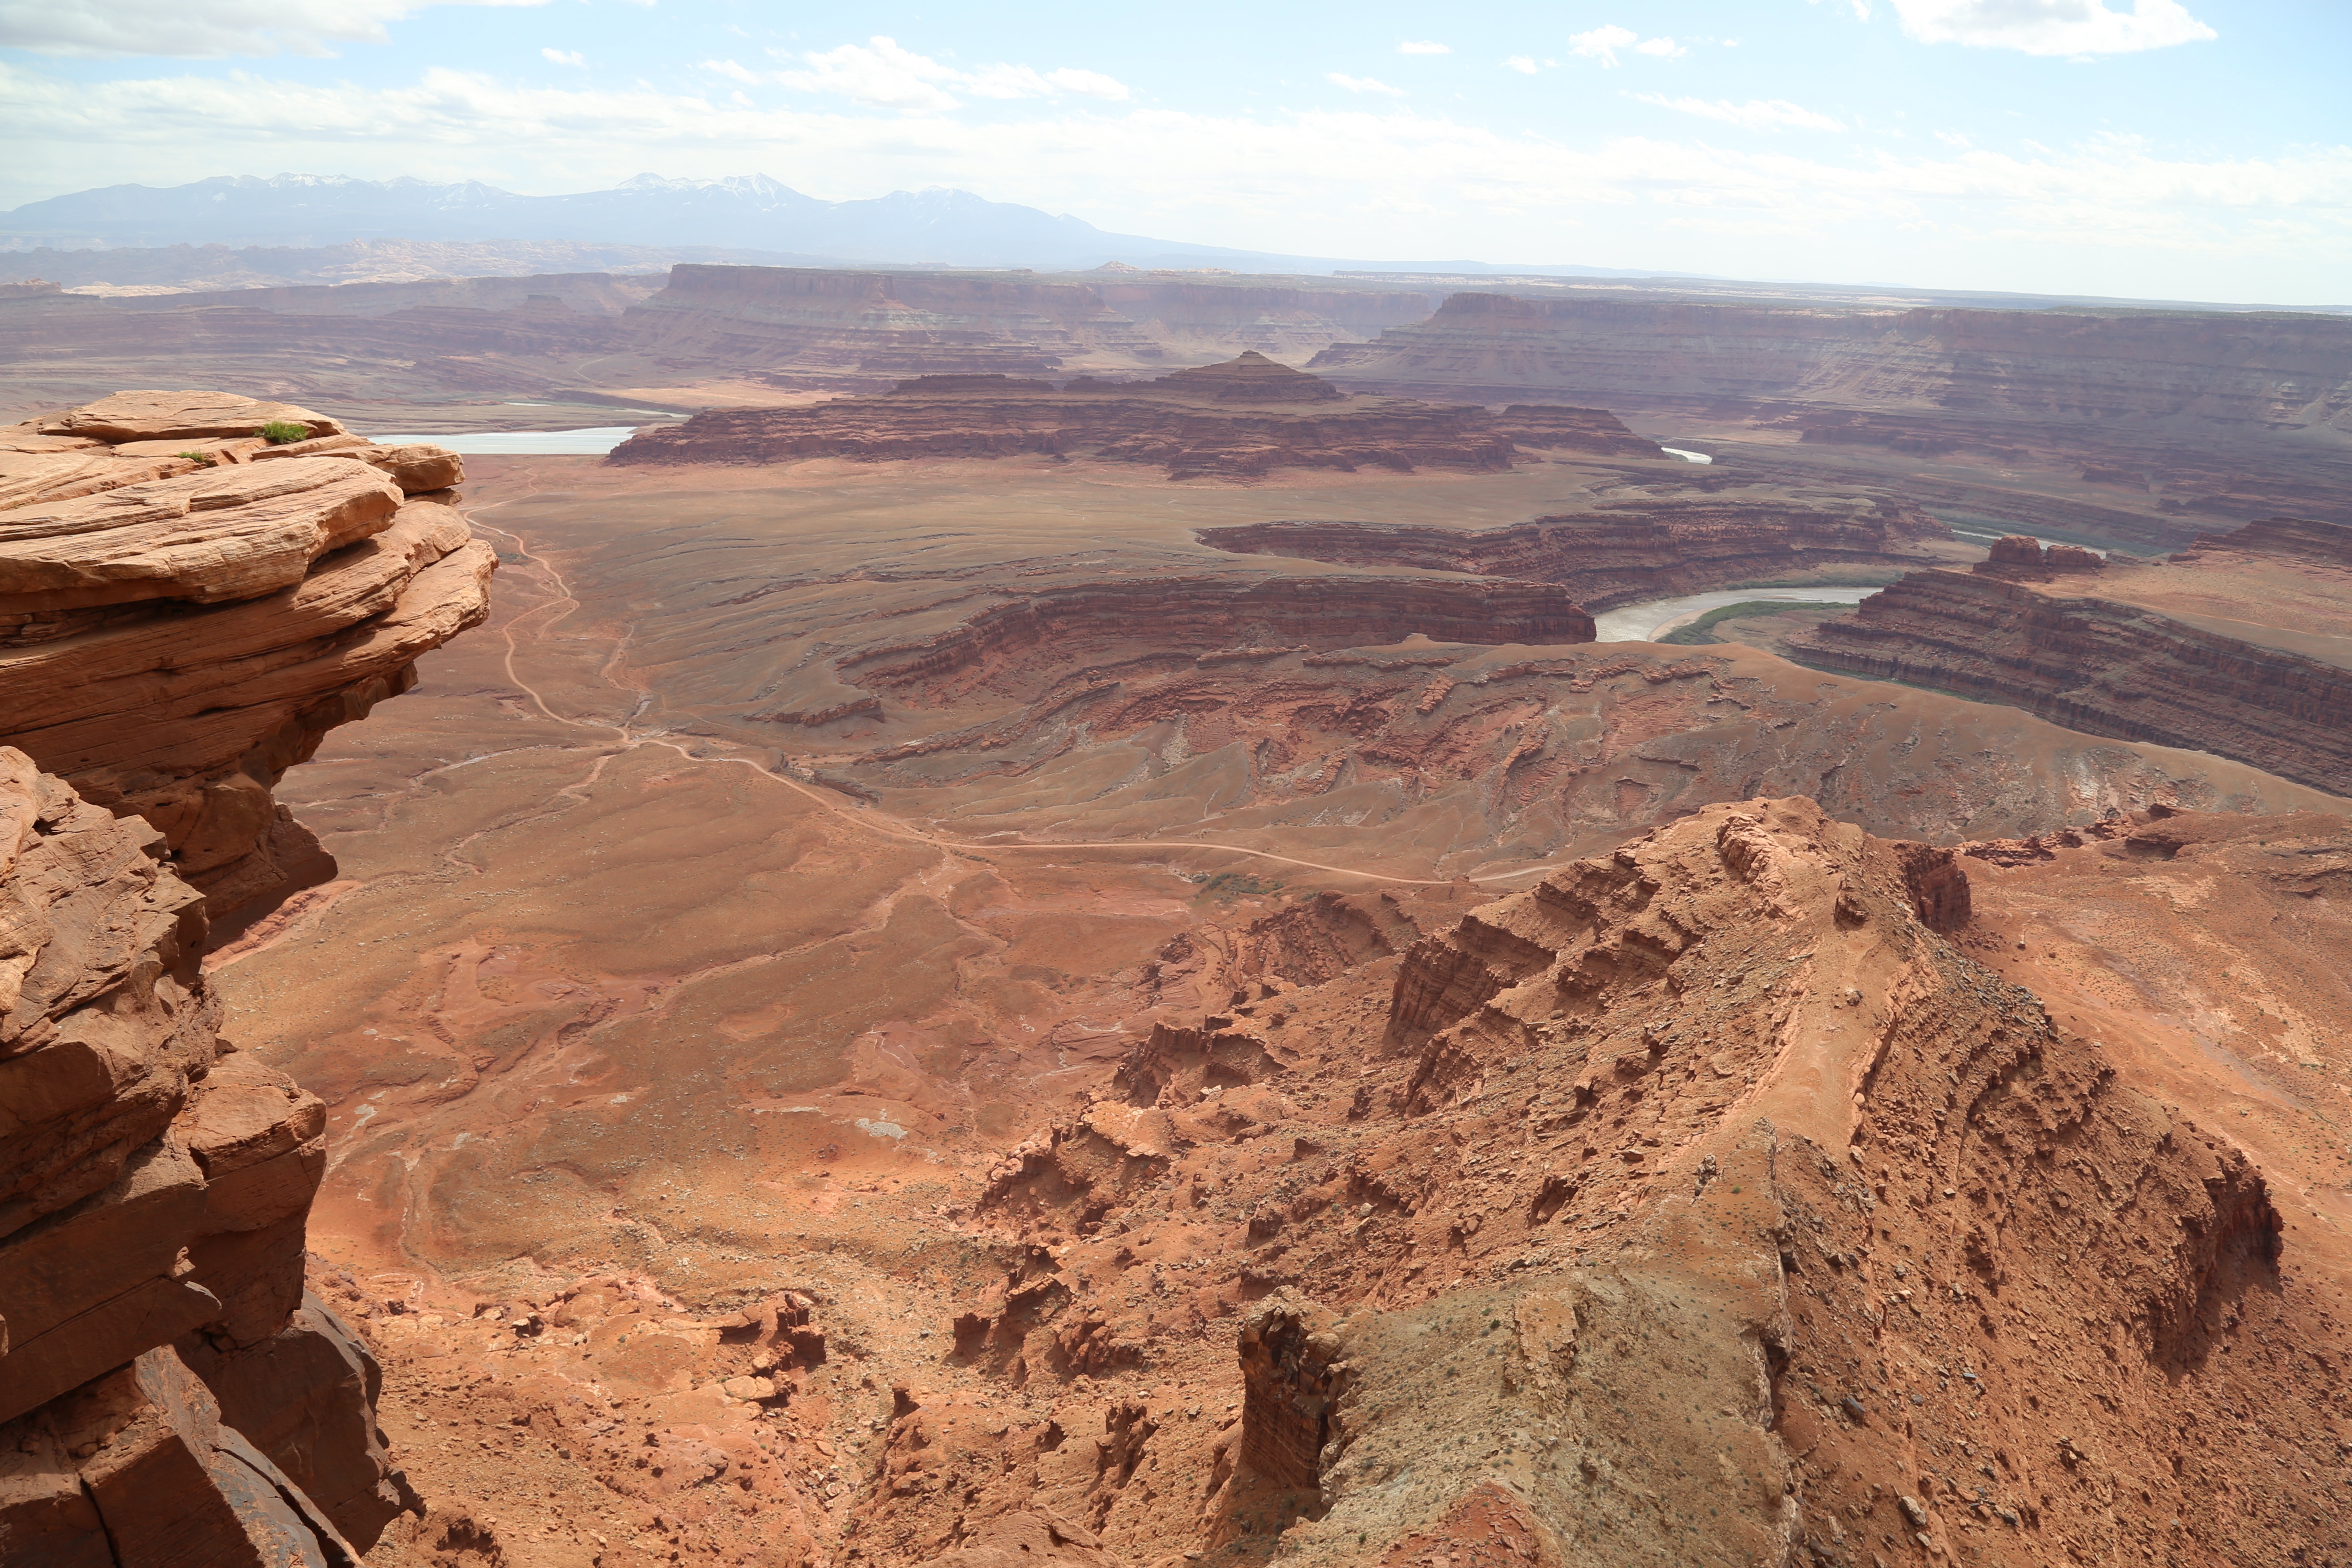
[0,389,495,924]
[606,352,1666,478]
[0,747,413,1561]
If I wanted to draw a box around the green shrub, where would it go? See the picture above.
[174,449,217,467]
[258,420,312,445]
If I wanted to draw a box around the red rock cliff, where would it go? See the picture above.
[0,746,414,1561]
[1785,564,2352,796]
[1,390,495,927]
[1308,292,2352,435]
[0,389,497,1562]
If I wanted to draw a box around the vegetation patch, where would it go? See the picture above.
[1188,870,1285,903]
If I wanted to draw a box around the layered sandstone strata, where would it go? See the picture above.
[839,575,1599,701]
[1976,532,2104,578]
[606,353,1663,478]
[1199,499,1951,611]
[1308,292,2352,435]
[0,390,495,923]
[0,746,411,1562]
[1786,533,2352,796]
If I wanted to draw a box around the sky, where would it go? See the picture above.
[2,0,2347,303]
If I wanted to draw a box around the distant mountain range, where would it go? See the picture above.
[0,172,1644,277]
[8,173,2340,315]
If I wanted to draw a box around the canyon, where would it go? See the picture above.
[6,242,2352,1568]
[2,261,2345,569]
[97,434,2318,1565]
[1305,294,2352,435]
[1786,522,2352,797]
[1304,292,2352,553]
[1197,496,1948,611]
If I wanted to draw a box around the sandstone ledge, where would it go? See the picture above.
[0,391,494,925]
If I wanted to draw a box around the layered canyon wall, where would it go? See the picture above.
[1199,496,1951,610]
[1309,293,2352,433]
[0,391,495,925]
[0,387,498,1563]
[1787,522,2352,796]
[0,747,415,1562]
[840,574,1599,704]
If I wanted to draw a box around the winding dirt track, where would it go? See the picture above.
[468,500,1555,890]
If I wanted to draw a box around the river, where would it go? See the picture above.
[363,426,645,455]
[1591,586,1879,643]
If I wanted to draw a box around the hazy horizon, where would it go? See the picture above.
[4,0,2346,304]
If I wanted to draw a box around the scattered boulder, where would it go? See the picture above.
[37,389,346,445]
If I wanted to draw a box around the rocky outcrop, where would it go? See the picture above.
[0,746,410,1562]
[1198,499,1951,610]
[910,793,2340,1564]
[607,354,1663,478]
[1978,533,2104,578]
[0,390,495,925]
[1235,1292,1353,1494]
[1785,567,2352,796]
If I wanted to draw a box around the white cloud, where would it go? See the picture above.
[540,47,583,67]
[1635,36,1687,58]
[0,0,548,58]
[1888,0,2215,55]
[701,58,759,86]
[1935,129,1972,148]
[1504,55,1540,74]
[1328,72,1406,97]
[1566,25,1638,66]
[1046,68,1126,101]
[770,36,1128,112]
[962,64,1129,101]
[1636,95,1846,132]
[1398,40,1449,55]
[774,37,960,110]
